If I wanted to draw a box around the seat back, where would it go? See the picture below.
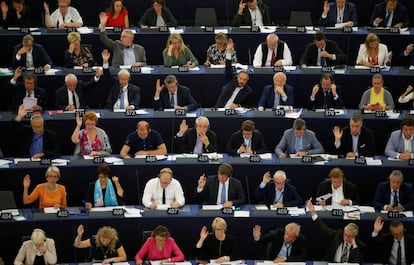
[0,191,17,210]
[194,8,218,26]
[141,230,152,247]
[289,11,312,26]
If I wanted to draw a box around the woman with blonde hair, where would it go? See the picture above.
[356,33,390,67]
[64,31,95,68]
[14,228,57,265]
[74,224,127,263]
[71,111,112,156]
[205,33,238,66]
[163,33,198,68]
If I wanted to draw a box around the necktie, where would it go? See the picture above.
[72,91,78,109]
[286,243,291,257]
[397,240,402,265]
[119,89,125,109]
[170,93,175,108]
[270,50,276,66]
[162,188,166,204]
[340,243,349,262]
[393,190,399,207]
[220,183,226,204]
[320,49,326,66]
[294,137,301,153]
[384,11,391,27]
[273,90,280,109]
[27,91,32,98]
[323,91,328,109]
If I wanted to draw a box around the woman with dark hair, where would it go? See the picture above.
[103,0,129,28]
[135,225,185,265]
[139,0,177,28]
[74,224,127,263]
[84,163,124,210]
[0,0,31,28]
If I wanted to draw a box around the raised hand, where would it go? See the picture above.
[332,126,343,141]
[23,174,31,187]
[198,174,206,189]
[200,226,208,240]
[262,171,271,183]
[77,224,84,235]
[252,224,261,239]
[179,119,188,134]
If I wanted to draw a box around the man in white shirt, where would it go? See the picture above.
[44,0,83,28]
[253,34,292,67]
[142,167,185,209]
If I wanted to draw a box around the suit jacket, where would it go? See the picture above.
[14,238,57,265]
[232,0,271,26]
[334,126,375,157]
[12,120,60,157]
[7,81,47,111]
[255,182,302,207]
[385,130,414,159]
[313,217,365,263]
[316,179,360,205]
[226,129,267,154]
[54,77,97,110]
[216,80,253,108]
[194,175,246,206]
[370,2,410,28]
[275,128,324,156]
[12,43,53,69]
[138,7,178,27]
[173,128,217,153]
[300,40,347,66]
[154,85,198,111]
[373,181,414,211]
[319,2,358,27]
[398,51,414,67]
[258,84,294,108]
[373,232,414,265]
[308,86,344,110]
[258,228,307,261]
[0,5,31,28]
[99,30,147,66]
[103,68,140,109]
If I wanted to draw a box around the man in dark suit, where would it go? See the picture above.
[333,113,375,157]
[258,72,294,110]
[99,51,140,110]
[319,0,358,27]
[255,170,302,207]
[397,43,414,67]
[307,200,365,263]
[253,222,307,261]
[372,216,414,265]
[12,105,59,158]
[216,40,253,108]
[12,34,52,70]
[373,170,414,212]
[232,0,271,27]
[315,167,360,206]
[173,116,217,154]
[226,119,267,154]
[308,73,343,110]
[300,32,346,67]
[153,75,198,111]
[55,71,102,111]
[7,68,46,111]
[194,163,245,207]
[370,0,410,28]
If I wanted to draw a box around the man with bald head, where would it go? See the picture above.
[255,170,302,208]
[120,120,167,158]
[174,116,217,154]
[253,33,292,67]
[253,222,307,262]
[258,72,294,110]
[55,70,103,110]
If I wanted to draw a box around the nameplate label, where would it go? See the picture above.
[249,155,261,162]
[57,209,69,218]
[67,27,77,33]
[75,109,85,117]
[0,212,12,220]
[25,111,34,119]
[178,65,189,72]
[131,66,141,73]
[82,67,93,73]
[251,26,260,32]
[301,155,313,163]
[375,110,387,118]
[112,208,124,216]
[274,109,285,116]
[125,109,136,116]
[225,109,237,116]
[197,155,209,162]
[355,156,366,164]
[221,207,234,214]
[145,155,157,163]
[93,156,104,164]
[205,26,214,32]
[387,211,399,218]
[167,208,179,215]
[321,66,333,73]
[20,28,29,34]
[408,158,414,166]
[159,26,168,32]
[273,66,284,72]
[113,27,123,33]
[34,67,44,74]
[324,109,335,116]
[174,109,186,116]
[40,158,51,166]
[389,28,400,34]
[343,27,353,33]
[331,208,344,216]
[370,66,381,73]
[296,26,306,33]
[276,207,289,215]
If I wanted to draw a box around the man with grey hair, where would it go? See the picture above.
[55,69,103,110]
[253,33,292,67]
[101,50,140,110]
[373,170,414,212]
[13,104,59,158]
[253,222,307,261]
[255,170,302,208]
[153,75,198,111]
[307,200,365,263]
[275,118,324,158]
[258,72,294,110]
[99,13,146,66]
[173,116,217,154]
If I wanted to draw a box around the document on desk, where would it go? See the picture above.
[329,263,358,265]
[76,27,94,34]
[124,207,142,218]
[43,207,59,214]
[358,206,375,213]
[104,157,123,164]
[51,158,69,166]
[45,68,60,75]
[257,261,305,265]
[316,193,332,202]
[210,260,244,265]
[366,157,382,166]
[0,159,12,166]
[234,210,250,217]
[135,155,167,160]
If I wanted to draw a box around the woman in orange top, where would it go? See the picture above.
[23,166,67,208]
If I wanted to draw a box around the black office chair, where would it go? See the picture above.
[141,230,152,247]
[194,8,218,26]
[0,191,17,210]
[289,11,312,26]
